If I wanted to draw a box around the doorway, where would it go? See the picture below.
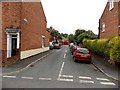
[11,35,17,56]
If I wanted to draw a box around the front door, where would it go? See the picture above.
[11,35,17,56]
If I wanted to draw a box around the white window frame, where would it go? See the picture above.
[7,33,12,58]
[42,35,45,48]
[109,0,114,11]
[102,22,106,32]
[17,33,20,49]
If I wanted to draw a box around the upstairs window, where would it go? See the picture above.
[102,22,105,32]
[109,0,114,10]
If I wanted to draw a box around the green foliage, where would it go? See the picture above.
[77,30,97,43]
[50,30,59,37]
[82,36,120,62]
[63,33,68,38]
[108,37,120,62]
[75,29,86,38]
[83,39,109,56]
[68,34,74,43]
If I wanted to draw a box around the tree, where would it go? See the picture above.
[77,30,97,43]
[75,29,86,37]
[50,30,59,37]
[74,29,86,45]
[63,33,68,38]
[68,34,74,43]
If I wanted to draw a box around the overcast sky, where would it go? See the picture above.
[41,0,108,35]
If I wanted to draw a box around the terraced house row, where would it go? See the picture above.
[0,1,50,66]
[99,0,120,39]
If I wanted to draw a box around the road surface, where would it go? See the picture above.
[2,46,118,88]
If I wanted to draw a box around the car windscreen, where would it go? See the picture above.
[78,49,89,54]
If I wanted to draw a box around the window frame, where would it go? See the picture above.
[102,22,106,33]
[109,0,114,11]
[42,35,45,48]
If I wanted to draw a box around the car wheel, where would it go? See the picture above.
[88,61,91,64]
[71,51,73,55]
[88,58,92,64]
[73,57,76,62]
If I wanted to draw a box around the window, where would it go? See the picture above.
[78,49,89,54]
[109,0,114,10]
[42,35,45,48]
[102,22,105,32]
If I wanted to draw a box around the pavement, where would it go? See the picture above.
[92,53,119,81]
[78,44,119,81]
[2,45,119,82]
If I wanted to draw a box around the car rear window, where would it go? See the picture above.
[78,49,89,54]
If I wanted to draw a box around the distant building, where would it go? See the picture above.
[98,0,120,39]
[63,38,69,45]
[0,2,50,66]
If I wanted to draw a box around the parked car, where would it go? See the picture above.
[73,48,92,63]
[70,45,77,55]
[69,43,74,47]
[49,42,54,50]
[54,42,61,49]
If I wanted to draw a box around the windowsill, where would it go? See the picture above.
[102,31,105,33]
[42,46,45,48]
[109,8,114,11]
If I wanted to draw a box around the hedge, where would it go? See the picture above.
[82,36,120,62]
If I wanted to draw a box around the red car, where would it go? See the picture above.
[73,48,92,63]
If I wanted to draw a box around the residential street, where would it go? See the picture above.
[2,46,118,88]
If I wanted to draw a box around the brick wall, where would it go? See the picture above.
[118,2,120,35]
[2,2,21,65]
[21,2,48,51]
[0,3,2,50]
[99,2,119,39]
[0,3,2,66]
[1,2,49,66]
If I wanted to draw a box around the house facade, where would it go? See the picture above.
[98,0,120,39]
[0,2,50,66]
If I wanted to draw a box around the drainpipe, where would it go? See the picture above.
[19,2,22,59]
[98,19,101,39]
[118,1,120,36]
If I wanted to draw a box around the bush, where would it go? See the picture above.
[82,36,120,62]
[82,38,109,56]
[108,37,120,62]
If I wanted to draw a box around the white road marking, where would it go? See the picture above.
[79,76,92,80]
[79,80,94,84]
[39,78,52,80]
[21,77,33,80]
[58,78,73,82]
[58,62,65,78]
[96,78,110,81]
[64,53,66,58]
[63,50,67,58]
[60,75,73,78]
[100,82,116,86]
[65,50,68,53]
[3,76,16,78]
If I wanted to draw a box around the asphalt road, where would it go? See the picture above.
[2,45,119,88]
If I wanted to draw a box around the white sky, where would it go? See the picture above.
[41,0,108,35]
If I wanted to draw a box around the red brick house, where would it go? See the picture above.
[98,0,120,39]
[0,2,50,66]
